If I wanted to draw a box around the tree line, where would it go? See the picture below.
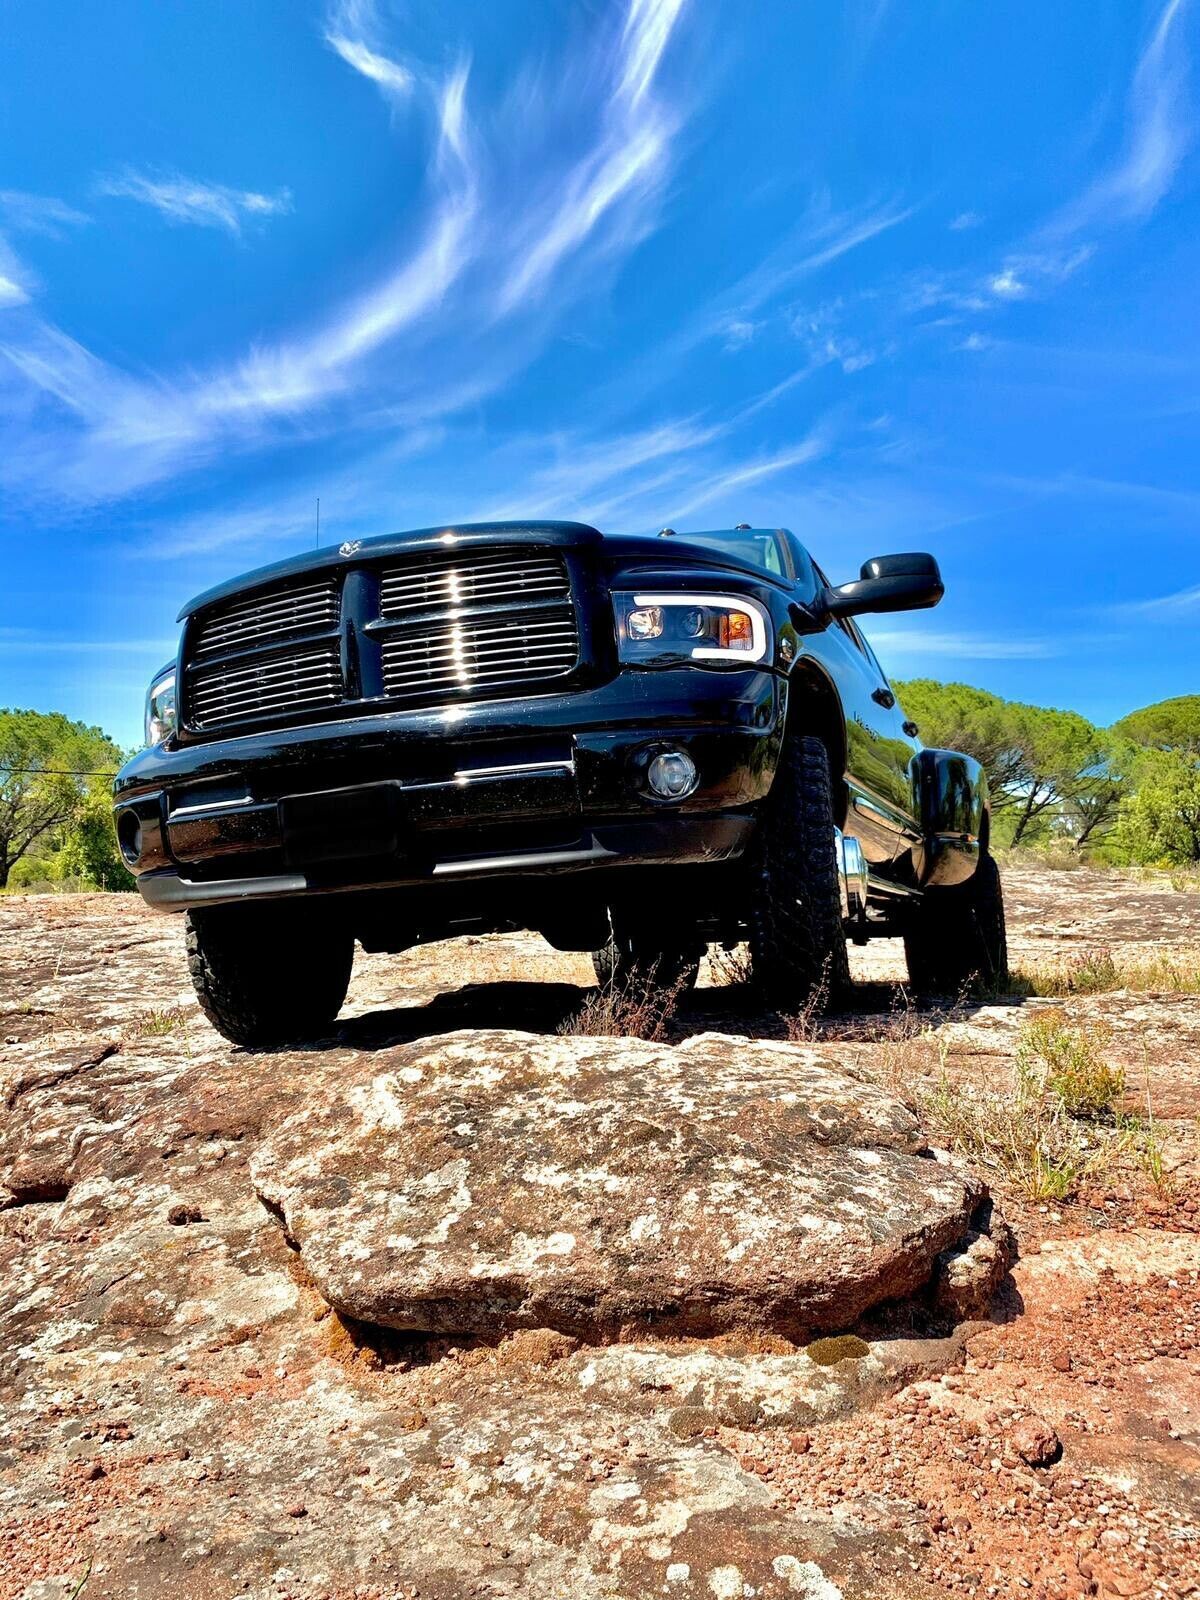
[896,682,1200,864]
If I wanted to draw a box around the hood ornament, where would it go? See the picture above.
[338,540,362,557]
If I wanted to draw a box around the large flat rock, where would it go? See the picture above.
[251,1029,987,1338]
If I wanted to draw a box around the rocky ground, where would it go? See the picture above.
[1,861,1199,1600]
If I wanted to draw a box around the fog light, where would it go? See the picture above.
[117,810,143,866]
[646,748,698,801]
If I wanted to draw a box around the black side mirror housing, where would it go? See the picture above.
[822,552,944,619]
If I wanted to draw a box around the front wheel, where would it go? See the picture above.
[747,733,850,1009]
[591,915,703,995]
[903,852,1008,996]
[186,903,355,1047]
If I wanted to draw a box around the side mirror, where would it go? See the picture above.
[822,552,944,619]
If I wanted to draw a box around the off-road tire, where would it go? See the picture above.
[748,733,850,1008]
[186,904,355,1047]
[591,920,704,995]
[903,852,1008,997]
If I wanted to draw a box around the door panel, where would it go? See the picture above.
[803,622,921,864]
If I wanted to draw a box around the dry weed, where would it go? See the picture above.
[559,962,689,1043]
[913,1012,1172,1202]
[128,1006,190,1040]
[1013,944,1200,998]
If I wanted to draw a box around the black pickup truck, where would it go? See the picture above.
[113,521,1005,1044]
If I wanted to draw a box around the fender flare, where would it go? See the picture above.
[915,747,989,889]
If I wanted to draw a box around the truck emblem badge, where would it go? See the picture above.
[338,540,362,557]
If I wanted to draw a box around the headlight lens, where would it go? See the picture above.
[615,592,770,665]
[145,670,178,746]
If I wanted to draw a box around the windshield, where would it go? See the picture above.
[669,528,789,576]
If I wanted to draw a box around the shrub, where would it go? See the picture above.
[1016,1009,1124,1117]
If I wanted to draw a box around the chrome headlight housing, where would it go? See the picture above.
[615,592,771,666]
[145,667,178,746]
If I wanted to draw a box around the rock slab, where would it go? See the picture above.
[252,1028,990,1337]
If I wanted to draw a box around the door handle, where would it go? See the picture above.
[871,687,896,710]
[902,720,919,738]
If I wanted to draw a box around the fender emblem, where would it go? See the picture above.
[338,540,362,557]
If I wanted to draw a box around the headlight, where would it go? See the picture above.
[615,592,771,665]
[145,669,178,745]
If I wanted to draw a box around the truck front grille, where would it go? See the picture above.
[181,545,580,735]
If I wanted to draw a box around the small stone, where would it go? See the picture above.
[284,1501,307,1518]
[1008,1418,1060,1468]
[788,1432,812,1455]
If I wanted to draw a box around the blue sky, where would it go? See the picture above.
[1,0,1198,750]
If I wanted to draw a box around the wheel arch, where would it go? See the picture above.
[781,660,848,827]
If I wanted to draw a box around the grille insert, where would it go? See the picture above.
[380,548,570,618]
[381,607,579,701]
[191,576,340,658]
[189,645,343,729]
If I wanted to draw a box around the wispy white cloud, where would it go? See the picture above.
[0,232,36,308]
[985,468,1200,515]
[669,430,832,520]
[325,0,414,101]
[1,0,696,503]
[498,0,688,309]
[721,200,914,324]
[912,245,1093,323]
[721,317,761,350]
[96,169,293,235]
[473,417,723,524]
[1053,0,1193,234]
[203,66,477,414]
[1109,580,1200,617]
[149,426,446,558]
[949,210,983,231]
[865,626,1057,661]
[618,0,688,107]
[0,190,89,238]
[788,302,879,373]
[989,268,1026,299]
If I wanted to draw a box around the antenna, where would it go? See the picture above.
[315,497,321,550]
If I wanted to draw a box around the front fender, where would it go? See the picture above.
[915,748,988,889]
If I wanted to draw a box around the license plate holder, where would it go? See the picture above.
[280,785,403,868]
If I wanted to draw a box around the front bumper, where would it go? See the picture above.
[114,669,782,911]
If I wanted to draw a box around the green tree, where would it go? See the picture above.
[1061,734,1137,849]
[55,790,135,890]
[1112,695,1200,756]
[0,709,124,889]
[895,680,1118,847]
[894,680,1028,797]
[1114,748,1200,865]
[1002,705,1111,848]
